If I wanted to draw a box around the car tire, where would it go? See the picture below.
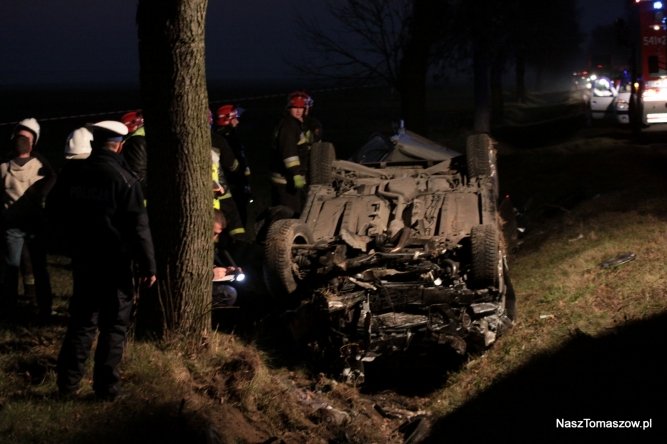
[254,204,297,246]
[470,224,501,288]
[309,141,336,185]
[263,219,313,297]
[466,133,499,202]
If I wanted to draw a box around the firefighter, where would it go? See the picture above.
[301,91,322,145]
[64,126,93,160]
[47,126,95,259]
[120,110,148,194]
[270,91,314,216]
[210,110,246,240]
[214,104,253,226]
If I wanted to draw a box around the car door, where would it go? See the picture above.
[589,77,617,120]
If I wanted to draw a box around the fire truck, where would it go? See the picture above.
[630,0,667,130]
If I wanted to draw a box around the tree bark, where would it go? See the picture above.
[515,51,526,103]
[398,0,431,134]
[398,0,448,135]
[473,40,491,134]
[490,51,505,127]
[135,0,213,337]
[398,52,428,135]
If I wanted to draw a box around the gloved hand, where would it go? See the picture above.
[293,174,306,189]
[213,181,225,197]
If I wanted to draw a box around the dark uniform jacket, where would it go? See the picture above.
[210,131,246,236]
[50,149,155,276]
[211,130,240,177]
[270,114,306,185]
[122,128,148,193]
[217,127,250,186]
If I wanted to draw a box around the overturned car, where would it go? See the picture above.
[262,130,516,382]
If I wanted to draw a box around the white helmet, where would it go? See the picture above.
[14,117,40,146]
[65,127,94,160]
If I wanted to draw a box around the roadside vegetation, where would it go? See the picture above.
[2,91,666,442]
[433,134,667,408]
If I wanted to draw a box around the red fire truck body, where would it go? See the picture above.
[633,0,667,126]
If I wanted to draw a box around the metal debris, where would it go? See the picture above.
[599,252,636,269]
[568,233,584,242]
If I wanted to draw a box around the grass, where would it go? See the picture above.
[0,316,310,443]
[430,222,667,432]
[424,132,667,441]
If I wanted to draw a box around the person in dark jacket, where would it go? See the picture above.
[210,111,246,240]
[212,209,240,307]
[269,92,313,216]
[0,118,56,321]
[48,127,94,250]
[53,120,156,400]
[120,110,148,194]
[214,104,253,227]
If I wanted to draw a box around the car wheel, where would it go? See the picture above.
[263,219,313,297]
[466,133,499,202]
[470,224,501,289]
[309,141,336,185]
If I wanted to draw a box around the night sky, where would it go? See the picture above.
[0,0,324,87]
[0,0,627,88]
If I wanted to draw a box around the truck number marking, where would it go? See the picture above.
[643,35,667,46]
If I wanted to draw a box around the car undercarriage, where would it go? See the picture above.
[263,132,516,383]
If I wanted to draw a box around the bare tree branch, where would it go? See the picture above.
[292,0,411,87]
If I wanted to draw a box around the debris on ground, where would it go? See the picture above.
[599,252,636,269]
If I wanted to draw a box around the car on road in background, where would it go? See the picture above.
[613,83,632,125]
[262,129,516,383]
[585,74,632,125]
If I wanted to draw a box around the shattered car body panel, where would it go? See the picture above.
[263,132,515,383]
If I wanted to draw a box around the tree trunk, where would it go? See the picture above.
[397,0,447,135]
[398,56,428,135]
[515,51,526,103]
[473,41,491,134]
[490,51,505,127]
[135,0,213,337]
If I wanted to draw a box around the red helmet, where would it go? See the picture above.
[286,91,313,109]
[121,110,144,133]
[215,104,243,127]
